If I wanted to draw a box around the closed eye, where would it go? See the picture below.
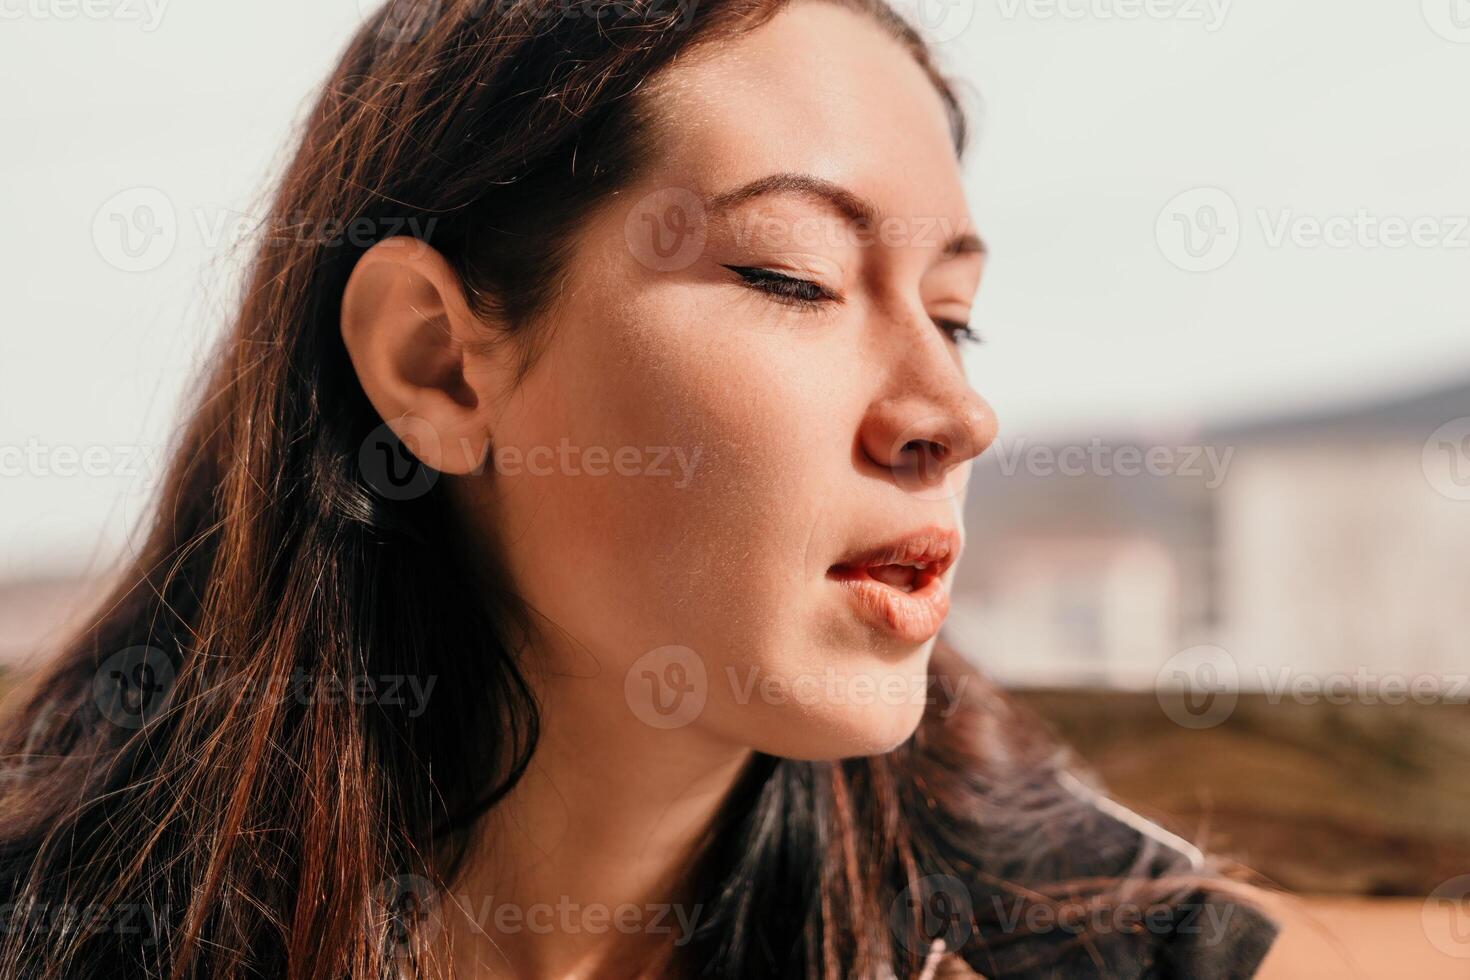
[934,318,982,346]
[724,264,981,346]
[722,265,838,309]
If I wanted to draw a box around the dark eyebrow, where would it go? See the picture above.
[708,171,985,260]
[709,172,878,225]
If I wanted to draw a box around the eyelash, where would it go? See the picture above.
[722,265,982,346]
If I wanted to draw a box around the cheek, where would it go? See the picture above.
[489,290,842,669]
[482,285,938,759]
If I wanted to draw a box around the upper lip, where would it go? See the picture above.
[827,525,960,577]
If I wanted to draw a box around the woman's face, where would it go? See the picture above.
[467,0,995,759]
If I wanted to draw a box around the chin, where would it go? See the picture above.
[737,679,933,761]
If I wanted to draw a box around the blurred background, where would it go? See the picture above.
[2,1,1468,974]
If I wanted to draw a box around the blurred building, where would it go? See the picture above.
[951,374,1470,690]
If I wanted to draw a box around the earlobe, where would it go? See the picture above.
[340,237,496,476]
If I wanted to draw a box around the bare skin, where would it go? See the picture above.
[340,3,997,975]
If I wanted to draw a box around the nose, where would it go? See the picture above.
[857,326,998,492]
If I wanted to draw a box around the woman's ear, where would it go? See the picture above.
[340,237,500,476]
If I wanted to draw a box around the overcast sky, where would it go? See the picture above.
[2,0,1468,579]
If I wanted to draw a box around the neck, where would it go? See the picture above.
[440,656,753,979]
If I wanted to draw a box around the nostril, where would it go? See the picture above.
[901,438,949,478]
[902,438,945,458]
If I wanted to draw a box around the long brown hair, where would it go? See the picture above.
[0,1,1249,977]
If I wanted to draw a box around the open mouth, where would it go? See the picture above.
[827,559,940,594]
[825,528,958,643]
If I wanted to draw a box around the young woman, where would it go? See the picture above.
[0,0,1281,976]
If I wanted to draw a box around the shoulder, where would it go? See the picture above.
[951,769,1280,980]
[911,650,1280,979]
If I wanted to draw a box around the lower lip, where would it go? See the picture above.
[828,567,950,644]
